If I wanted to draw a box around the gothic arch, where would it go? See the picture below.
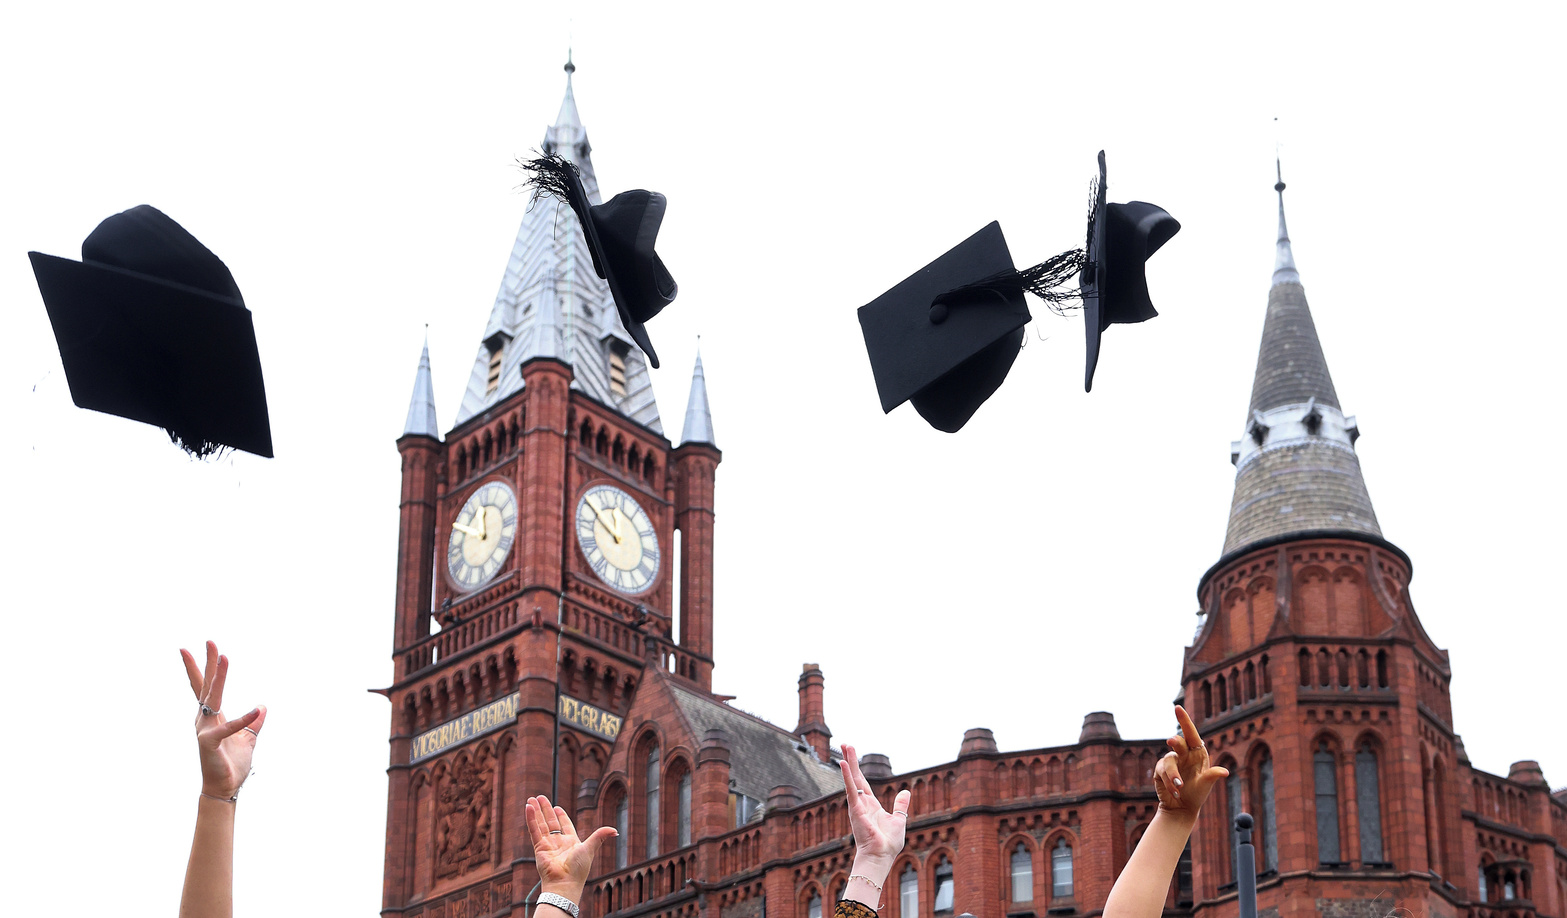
[1297,565,1331,634]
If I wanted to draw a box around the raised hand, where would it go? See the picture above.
[180,641,266,800]
[526,795,618,901]
[1153,705,1229,823]
[839,744,911,909]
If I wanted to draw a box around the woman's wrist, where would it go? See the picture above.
[541,882,586,904]
[849,854,894,888]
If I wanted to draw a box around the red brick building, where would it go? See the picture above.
[378,65,1567,918]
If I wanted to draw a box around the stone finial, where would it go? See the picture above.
[767,785,803,810]
[698,728,731,766]
[1079,712,1122,743]
[859,754,894,780]
[959,727,998,757]
[577,777,600,809]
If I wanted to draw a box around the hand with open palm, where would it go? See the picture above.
[526,794,618,902]
[839,744,912,909]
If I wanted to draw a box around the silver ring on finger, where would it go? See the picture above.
[550,830,565,835]
[200,705,219,717]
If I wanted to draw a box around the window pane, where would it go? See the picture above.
[1477,867,1488,903]
[809,895,822,918]
[1052,840,1073,898]
[678,773,693,848]
[1355,748,1384,863]
[646,746,661,859]
[1011,845,1033,902]
[900,865,919,918]
[615,797,629,868]
[1260,757,1278,871]
[1227,771,1242,881]
[934,861,954,913]
[1314,749,1340,863]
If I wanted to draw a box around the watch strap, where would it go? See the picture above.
[539,892,580,918]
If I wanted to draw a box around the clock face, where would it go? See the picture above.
[446,480,518,590]
[575,484,660,594]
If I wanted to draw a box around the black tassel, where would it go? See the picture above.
[933,247,1087,317]
[516,152,581,211]
[167,428,227,459]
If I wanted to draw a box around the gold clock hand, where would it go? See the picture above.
[474,505,488,540]
[585,499,621,543]
[452,520,482,537]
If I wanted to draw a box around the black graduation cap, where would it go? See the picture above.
[28,205,273,458]
[519,153,676,368]
[1080,151,1181,391]
[858,151,1180,431]
[858,222,1036,432]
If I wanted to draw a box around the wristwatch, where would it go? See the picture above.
[539,892,580,918]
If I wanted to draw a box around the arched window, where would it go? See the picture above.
[1258,752,1279,871]
[1477,865,1488,903]
[1504,872,1517,901]
[1355,743,1385,864]
[933,858,954,913]
[899,863,919,918]
[1051,838,1074,899]
[832,879,847,904]
[1314,742,1341,863]
[645,745,661,859]
[1011,843,1033,902]
[808,892,823,918]
[677,771,693,848]
[615,793,629,868]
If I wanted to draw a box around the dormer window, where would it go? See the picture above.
[483,331,511,396]
[609,344,628,399]
[486,346,504,395]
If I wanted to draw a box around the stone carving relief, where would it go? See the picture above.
[436,755,495,879]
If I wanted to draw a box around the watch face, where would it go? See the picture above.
[575,484,660,594]
[447,480,518,590]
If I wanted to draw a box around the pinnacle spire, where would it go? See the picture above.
[1272,158,1300,286]
[402,337,440,439]
[1221,164,1380,556]
[680,350,716,446]
[454,53,661,433]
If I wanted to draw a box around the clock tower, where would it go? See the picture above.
[379,58,720,918]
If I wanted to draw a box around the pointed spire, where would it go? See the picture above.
[403,336,440,439]
[1272,159,1300,286]
[528,282,565,363]
[1221,164,1378,556]
[680,350,716,446]
[546,51,587,160]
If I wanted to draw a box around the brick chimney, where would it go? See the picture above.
[796,663,832,761]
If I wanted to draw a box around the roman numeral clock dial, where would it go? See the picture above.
[446,481,518,590]
[575,484,660,595]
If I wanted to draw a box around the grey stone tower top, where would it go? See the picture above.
[1222,165,1381,556]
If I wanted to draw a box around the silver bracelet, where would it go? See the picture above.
[539,892,580,918]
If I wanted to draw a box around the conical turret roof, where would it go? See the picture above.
[680,351,716,446]
[1222,166,1380,555]
[402,338,440,439]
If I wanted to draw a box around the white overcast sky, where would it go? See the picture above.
[1,3,1562,915]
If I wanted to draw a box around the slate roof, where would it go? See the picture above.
[666,681,842,807]
[1247,281,1341,415]
[1223,440,1381,553]
[453,58,661,433]
[1222,176,1382,556]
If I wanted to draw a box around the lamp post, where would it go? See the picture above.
[1235,813,1258,918]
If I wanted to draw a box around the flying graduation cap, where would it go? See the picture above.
[858,152,1180,432]
[28,205,273,458]
[519,153,677,368]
